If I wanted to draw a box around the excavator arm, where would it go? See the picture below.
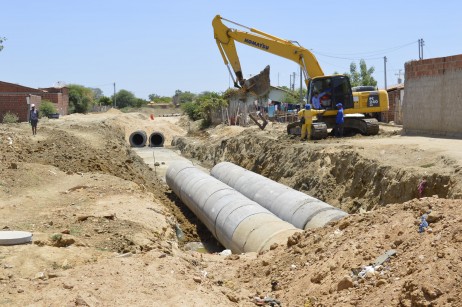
[212,15,324,90]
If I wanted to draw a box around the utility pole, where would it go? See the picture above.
[418,38,425,60]
[395,69,403,84]
[299,67,303,103]
[291,72,296,91]
[383,56,387,90]
[113,82,116,108]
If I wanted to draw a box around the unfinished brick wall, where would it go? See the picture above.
[0,94,41,122]
[403,54,462,137]
[0,81,69,121]
[40,87,69,115]
[382,87,403,124]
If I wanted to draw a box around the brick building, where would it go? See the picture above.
[403,54,462,137]
[382,83,404,124]
[0,81,69,122]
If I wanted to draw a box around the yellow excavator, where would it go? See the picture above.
[212,15,389,138]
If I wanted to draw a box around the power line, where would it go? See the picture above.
[313,52,383,61]
[311,40,417,61]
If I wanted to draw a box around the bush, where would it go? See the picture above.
[39,100,57,118]
[2,112,19,124]
[182,102,201,121]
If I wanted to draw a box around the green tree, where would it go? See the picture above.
[98,96,112,106]
[222,88,239,99]
[174,90,196,104]
[181,102,201,121]
[345,59,377,87]
[90,88,104,101]
[148,93,171,103]
[68,84,95,113]
[148,93,160,101]
[135,98,148,108]
[39,100,57,117]
[114,89,137,108]
[181,91,228,127]
[0,37,6,52]
[196,91,228,125]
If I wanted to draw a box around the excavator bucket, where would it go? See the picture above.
[243,65,270,97]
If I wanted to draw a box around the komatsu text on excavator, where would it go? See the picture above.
[212,15,389,138]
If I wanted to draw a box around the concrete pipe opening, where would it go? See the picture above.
[149,132,165,147]
[129,131,147,147]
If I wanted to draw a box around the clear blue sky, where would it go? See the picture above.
[1,1,461,99]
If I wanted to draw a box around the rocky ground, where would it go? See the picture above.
[1,109,462,306]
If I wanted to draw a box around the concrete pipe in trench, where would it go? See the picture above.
[129,131,147,147]
[166,161,299,253]
[149,132,165,147]
[210,162,348,230]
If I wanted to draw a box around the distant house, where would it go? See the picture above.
[382,83,404,124]
[211,85,300,125]
[0,81,69,122]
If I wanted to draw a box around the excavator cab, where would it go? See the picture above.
[308,76,354,110]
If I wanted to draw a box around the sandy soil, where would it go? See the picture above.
[1,110,462,306]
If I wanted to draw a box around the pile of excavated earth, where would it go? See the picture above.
[1,108,462,306]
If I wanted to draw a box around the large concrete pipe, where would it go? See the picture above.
[149,132,165,147]
[166,161,299,253]
[129,131,147,147]
[211,162,347,230]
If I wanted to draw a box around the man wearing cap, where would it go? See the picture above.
[335,103,344,138]
[298,104,325,141]
[29,104,39,136]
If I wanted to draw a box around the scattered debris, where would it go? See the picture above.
[219,249,232,256]
[253,296,281,306]
[174,223,184,241]
[419,213,429,233]
[373,249,397,267]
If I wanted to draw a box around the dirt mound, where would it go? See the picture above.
[105,108,122,114]
[235,197,462,306]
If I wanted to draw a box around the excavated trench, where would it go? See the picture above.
[172,131,459,214]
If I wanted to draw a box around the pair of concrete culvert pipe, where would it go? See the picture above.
[210,162,348,230]
[129,131,165,147]
[166,161,299,254]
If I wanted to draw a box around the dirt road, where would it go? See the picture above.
[1,110,461,306]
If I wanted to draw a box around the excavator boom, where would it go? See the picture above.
[213,15,324,90]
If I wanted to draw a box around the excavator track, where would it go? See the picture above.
[311,122,328,139]
[345,117,379,135]
[287,122,328,140]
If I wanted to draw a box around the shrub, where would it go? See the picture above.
[182,102,201,121]
[2,112,19,124]
[39,100,57,117]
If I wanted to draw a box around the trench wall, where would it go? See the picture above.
[173,135,457,213]
[403,54,462,137]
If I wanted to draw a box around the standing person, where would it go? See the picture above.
[29,104,39,136]
[298,104,325,141]
[335,103,344,138]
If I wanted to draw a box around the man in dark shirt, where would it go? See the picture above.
[29,104,39,136]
